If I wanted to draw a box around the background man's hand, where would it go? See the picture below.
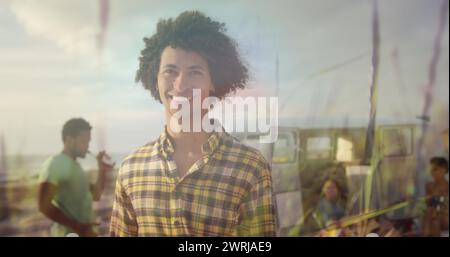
[77,223,99,237]
[96,150,115,172]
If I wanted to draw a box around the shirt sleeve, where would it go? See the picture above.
[38,159,66,186]
[234,164,277,237]
[109,166,139,237]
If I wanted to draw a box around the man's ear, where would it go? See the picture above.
[64,136,74,147]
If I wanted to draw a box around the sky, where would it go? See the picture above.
[0,0,448,156]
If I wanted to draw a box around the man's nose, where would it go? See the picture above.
[173,73,190,93]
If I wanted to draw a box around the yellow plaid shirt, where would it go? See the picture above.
[109,128,276,236]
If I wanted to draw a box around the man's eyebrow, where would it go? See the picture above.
[188,65,206,71]
[162,64,178,69]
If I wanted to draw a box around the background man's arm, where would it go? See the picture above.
[90,172,107,201]
[38,182,96,236]
[90,151,114,201]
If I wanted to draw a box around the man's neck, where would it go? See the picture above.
[62,148,77,160]
[166,126,210,153]
[165,111,214,153]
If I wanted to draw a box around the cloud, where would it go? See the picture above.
[10,0,101,58]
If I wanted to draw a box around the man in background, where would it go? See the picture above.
[38,118,114,236]
[423,157,449,236]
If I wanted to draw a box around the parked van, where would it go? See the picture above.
[234,118,422,236]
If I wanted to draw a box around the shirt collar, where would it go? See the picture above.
[159,121,225,156]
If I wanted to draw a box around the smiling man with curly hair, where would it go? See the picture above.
[109,10,276,237]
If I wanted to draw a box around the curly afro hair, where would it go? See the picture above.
[135,10,249,102]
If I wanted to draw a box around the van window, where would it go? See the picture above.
[241,132,297,163]
[272,133,297,163]
[307,136,332,160]
[336,137,354,162]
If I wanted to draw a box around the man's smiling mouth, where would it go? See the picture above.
[167,92,194,102]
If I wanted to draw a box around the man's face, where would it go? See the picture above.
[323,180,339,201]
[66,130,91,158]
[430,164,446,181]
[157,46,215,117]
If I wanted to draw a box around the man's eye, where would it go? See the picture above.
[189,70,203,77]
[163,69,177,75]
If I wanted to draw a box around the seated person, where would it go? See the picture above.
[423,157,449,236]
[288,178,347,236]
[315,178,347,227]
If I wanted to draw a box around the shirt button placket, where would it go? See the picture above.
[171,186,184,235]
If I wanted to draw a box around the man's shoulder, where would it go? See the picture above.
[219,133,271,174]
[119,140,160,170]
[38,153,73,183]
[43,153,72,171]
[222,133,267,159]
